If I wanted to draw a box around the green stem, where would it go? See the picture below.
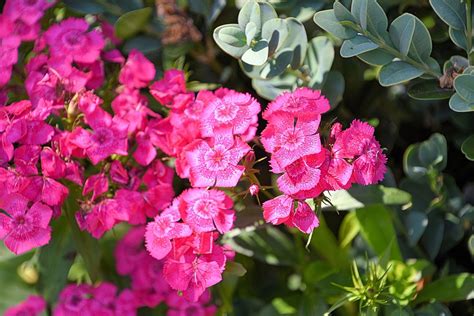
[353,26,441,78]
[466,0,474,65]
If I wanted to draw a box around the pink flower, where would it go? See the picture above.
[163,254,223,302]
[142,159,174,188]
[69,116,128,165]
[45,18,105,63]
[261,114,322,172]
[0,193,52,254]
[40,147,67,179]
[13,145,41,176]
[110,161,129,185]
[111,88,151,134]
[54,284,93,316]
[276,152,325,198]
[20,175,69,207]
[5,295,47,316]
[4,0,55,25]
[150,69,188,107]
[286,201,319,234]
[77,199,128,239]
[115,226,148,276]
[178,189,235,233]
[200,89,260,140]
[263,87,330,122]
[145,204,193,260]
[119,49,156,88]
[83,173,109,201]
[166,290,216,316]
[184,132,250,187]
[262,195,293,225]
[249,184,259,196]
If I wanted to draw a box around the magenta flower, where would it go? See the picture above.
[287,201,319,234]
[45,18,104,63]
[77,199,128,239]
[69,116,128,165]
[179,189,235,233]
[150,69,188,107]
[145,205,193,260]
[83,173,109,202]
[200,89,260,140]
[4,295,46,316]
[114,225,148,276]
[185,132,250,187]
[261,114,322,172]
[4,0,55,26]
[119,49,156,88]
[0,193,52,254]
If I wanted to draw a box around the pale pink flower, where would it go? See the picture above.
[145,204,193,260]
[45,18,105,63]
[179,189,235,233]
[119,49,156,88]
[184,132,250,187]
[5,295,47,316]
[0,193,52,254]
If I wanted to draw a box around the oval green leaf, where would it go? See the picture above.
[115,7,153,40]
[379,61,424,86]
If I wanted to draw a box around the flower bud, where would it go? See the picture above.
[249,184,259,196]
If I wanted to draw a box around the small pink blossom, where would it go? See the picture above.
[184,132,250,187]
[45,18,105,63]
[263,87,330,122]
[5,295,47,316]
[179,189,235,233]
[145,204,193,260]
[249,184,259,196]
[119,49,156,88]
[150,69,188,106]
[83,173,109,201]
[201,89,260,140]
[261,114,322,172]
[286,201,319,234]
[262,195,293,225]
[4,0,55,26]
[0,193,52,254]
[77,199,128,239]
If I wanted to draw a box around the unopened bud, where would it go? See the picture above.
[17,261,39,284]
[244,150,256,168]
[249,184,259,196]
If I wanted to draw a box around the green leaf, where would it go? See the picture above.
[225,261,247,277]
[123,35,161,54]
[282,18,308,69]
[418,133,447,169]
[339,212,360,248]
[403,144,427,180]
[355,205,402,261]
[421,214,444,259]
[224,226,297,266]
[357,48,394,65]
[407,80,453,100]
[405,14,433,62]
[252,73,297,100]
[379,61,424,86]
[415,273,474,303]
[242,40,269,66]
[429,0,466,30]
[340,35,378,58]
[261,18,289,55]
[213,24,248,58]
[461,135,474,161]
[306,36,335,85]
[303,261,337,285]
[352,0,388,36]
[189,0,226,26]
[321,71,345,108]
[453,74,474,102]
[389,14,416,56]
[63,0,106,14]
[449,27,468,51]
[115,7,153,40]
[404,211,428,247]
[333,1,356,23]
[324,185,411,210]
[245,22,258,46]
[0,253,36,314]
[38,216,75,303]
[238,0,276,34]
[313,9,357,39]
[450,93,474,112]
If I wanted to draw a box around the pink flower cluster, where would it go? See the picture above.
[261,88,387,233]
[114,226,218,312]
[5,295,46,316]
